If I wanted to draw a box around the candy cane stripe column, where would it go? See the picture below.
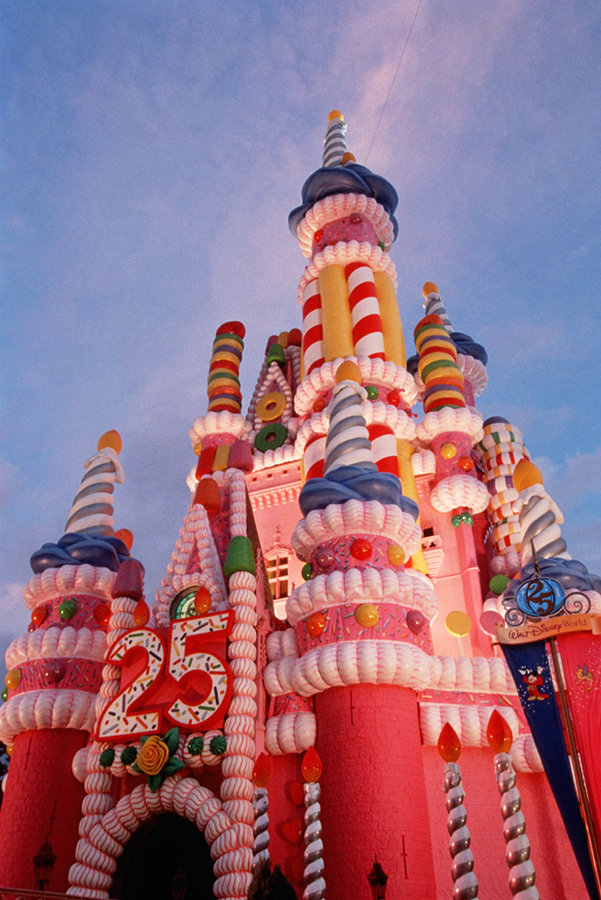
[302,279,325,376]
[345,262,385,360]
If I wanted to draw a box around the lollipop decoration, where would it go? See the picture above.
[487,711,540,899]
[438,723,479,900]
[252,752,273,872]
[302,747,325,900]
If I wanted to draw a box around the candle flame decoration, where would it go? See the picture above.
[438,724,479,899]
[488,712,540,898]
[302,746,323,783]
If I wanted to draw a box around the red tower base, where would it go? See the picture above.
[316,683,436,899]
[0,729,88,892]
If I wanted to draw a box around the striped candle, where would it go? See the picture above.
[302,279,325,376]
[64,431,124,536]
[323,381,377,475]
[345,262,386,360]
[207,322,245,413]
[323,111,347,168]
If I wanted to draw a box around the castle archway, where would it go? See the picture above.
[110,813,214,900]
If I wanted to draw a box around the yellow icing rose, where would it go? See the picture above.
[136,736,170,775]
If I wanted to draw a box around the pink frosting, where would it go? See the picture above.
[312,213,378,256]
[295,602,433,655]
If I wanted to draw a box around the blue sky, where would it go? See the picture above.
[1,0,600,661]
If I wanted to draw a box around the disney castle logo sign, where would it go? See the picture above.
[496,576,594,645]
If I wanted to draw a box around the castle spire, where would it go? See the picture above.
[64,430,124,536]
[322,110,347,167]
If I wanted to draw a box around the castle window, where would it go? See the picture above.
[422,526,434,537]
[266,553,289,601]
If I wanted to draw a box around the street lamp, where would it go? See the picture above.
[33,841,57,891]
[367,856,388,900]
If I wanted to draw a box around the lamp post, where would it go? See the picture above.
[33,841,56,891]
[367,857,388,900]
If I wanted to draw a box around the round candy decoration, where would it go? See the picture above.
[312,397,325,413]
[489,574,510,596]
[406,609,427,634]
[314,547,335,570]
[133,600,151,627]
[458,456,474,471]
[355,603,379,627]
[5,669,21,691]
[31,605,48,627]
[335,360,362,384]
[301,563,313,581]
[350,538,372,561]
[59,599,78,620]
[479,610,505,636]
[306,611,326,636]
[255,423,287,453]
[43,661,66,684]
[387,544,405,567]
[256,391,287,423]
[441,443,457,459]
[445,610,472,637]
[94,604,111,627]
[387,390,401,407]
[366,385,379,400]
[1,687,8,702]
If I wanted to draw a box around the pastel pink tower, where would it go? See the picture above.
[0,432,131,892]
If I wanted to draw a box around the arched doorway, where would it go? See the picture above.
[111,813,215,900]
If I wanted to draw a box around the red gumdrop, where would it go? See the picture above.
[94,604,111,627]
[458,456,474,471]
[350,538,372,560]
[387,390,401,407]
[313,229,323,243]
[31,606,48,627]
[287,328,302,346]
[133,600,150,627]
[312,397,325,413]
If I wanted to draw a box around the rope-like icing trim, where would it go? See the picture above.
[221,570,258,831]
[23,565,116,610]
[286,567,438,627]
[297,193,395,257]
[0,689,97,744]
[154,503,227,626]
[228,469,248,538]
[295,357,418,416]
[265,712,316,756]
[189,411,249,447]
[6,626,106,669]
[266,629,300,662]
[430,476,489,514]
[291,499,421,562]
[416,408,484,444]
[295,401,416,457]
[251,442,302,472]
[67,775,253,899]
[297,243,398,300]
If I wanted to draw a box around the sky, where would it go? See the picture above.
[1,0,600,663]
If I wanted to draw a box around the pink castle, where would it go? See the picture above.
[1,112,600,900]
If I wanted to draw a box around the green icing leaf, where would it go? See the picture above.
[164,758,185,776]
[164,727,180,755]
[147,774,162,793]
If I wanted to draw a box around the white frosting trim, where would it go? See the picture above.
[0,689,97,744]
[295,357,418,417]
[291,499,421,561]
[265,712,316,756]
[430,475,489,514]
[189,412,249,447]
[286,567,438,627]
[416,407,484,443]
[411,449,436,476]
[296,193,395,257]
[6,626,107,669]
[295,401,416,457]
[297,243,398,302]
[457,354,488,397]
[23,564,116,610]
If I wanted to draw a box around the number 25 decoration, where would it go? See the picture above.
[97,611,234,741]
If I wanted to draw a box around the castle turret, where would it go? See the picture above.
[0,432,132,892]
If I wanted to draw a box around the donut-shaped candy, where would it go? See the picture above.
[256,392,287,423]
[255,423,287,452]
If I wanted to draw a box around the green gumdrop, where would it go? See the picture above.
[99,748,115,768]
[266,343,286,367]
[1,687,8,702]
[59,599,78,620]
[366,385,379,400]
[490,574,510,595]
[209,735,227,756]
[302,563,312,581]
[378,240,386,251]
[121,746,137,766]
[187,736,204,756]
[223,535,256,579]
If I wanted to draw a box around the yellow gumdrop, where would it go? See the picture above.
[335,361,362,384]
[446,610,472,637]
[278,332,289,349]
[342,152,356,165]
[355,603,379,628]
[328,109,344,122]
[114,528,134,550]
[513,459,544,494]
[5,669,21,691]
[193,441,203,456]
[98,430,122,454]
[387,544,405,566]
[422,282,439,298]
[441,442,457,459]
